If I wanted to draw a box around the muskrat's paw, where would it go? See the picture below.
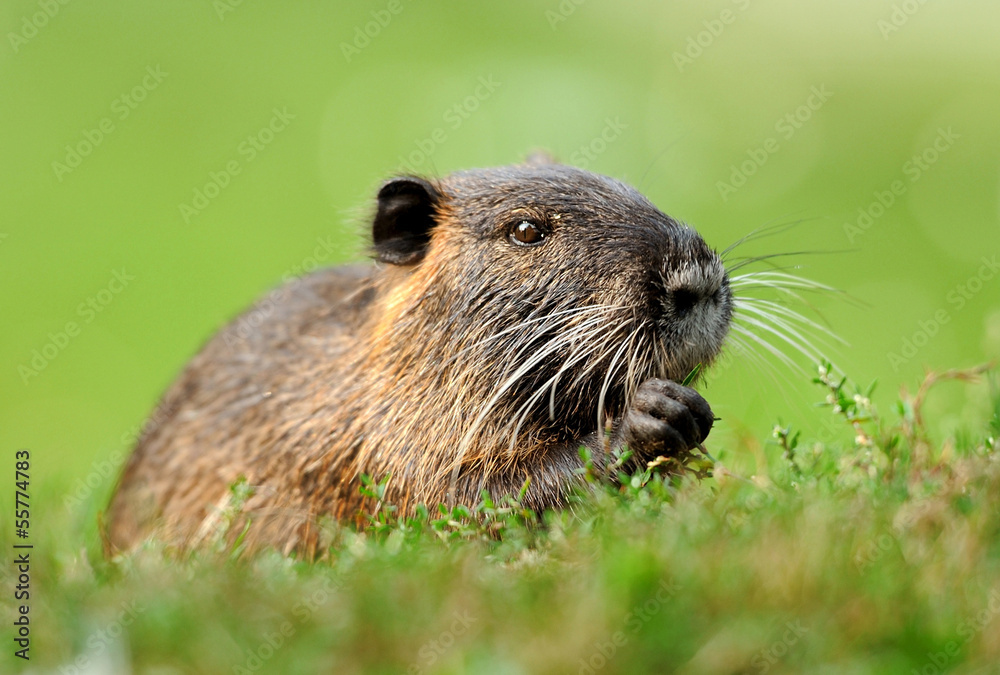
[620,379,714,456]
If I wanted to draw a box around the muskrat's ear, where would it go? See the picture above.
[372,177,440,265]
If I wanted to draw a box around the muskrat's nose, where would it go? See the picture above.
[659,233,730,322]
[670,287,701,318]
[666,276,725,319]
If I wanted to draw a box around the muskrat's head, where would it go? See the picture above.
[369,162,732,442]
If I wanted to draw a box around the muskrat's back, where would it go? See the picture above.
[107,265,376,554]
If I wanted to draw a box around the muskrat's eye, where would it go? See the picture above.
[510,220,546,246]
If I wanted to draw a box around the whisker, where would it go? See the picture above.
[734,306,841,373]
[730,323,804,375]
[597,325,640,437]
[548,319,630,421]
[720,215,823,257]
[735,297,846,345]
[637,135,686,192]
[725,249,852,274]
[730,271,840,293]
[732,309,840,380]
[732,270,860,325]
[443,304,624,367]
[454,308,631,480]
[505,323,620,452]
[723,332,788,391]
[568,322,634,390]
[731,328,819,410]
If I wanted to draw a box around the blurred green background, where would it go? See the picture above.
[2,0,998,499]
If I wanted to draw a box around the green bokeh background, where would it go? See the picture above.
[2,0,999,494]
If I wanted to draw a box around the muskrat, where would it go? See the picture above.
[106,160,733,557]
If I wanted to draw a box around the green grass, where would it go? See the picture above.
[4,363,999,674]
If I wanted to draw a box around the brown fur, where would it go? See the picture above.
[107,162,732,557]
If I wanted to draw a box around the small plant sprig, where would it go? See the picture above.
[771,422,801,474]
[805,361,996,487]
[212,475,256,559]
[678,362,718,478]
[989,372,1000,451]
[814,360,878,447]
[575,363,717,491]
[356,473,538,545]
[646,449,714,481]
[897,363,995,448]
[577,444,633,485]
[358,473,397,526]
